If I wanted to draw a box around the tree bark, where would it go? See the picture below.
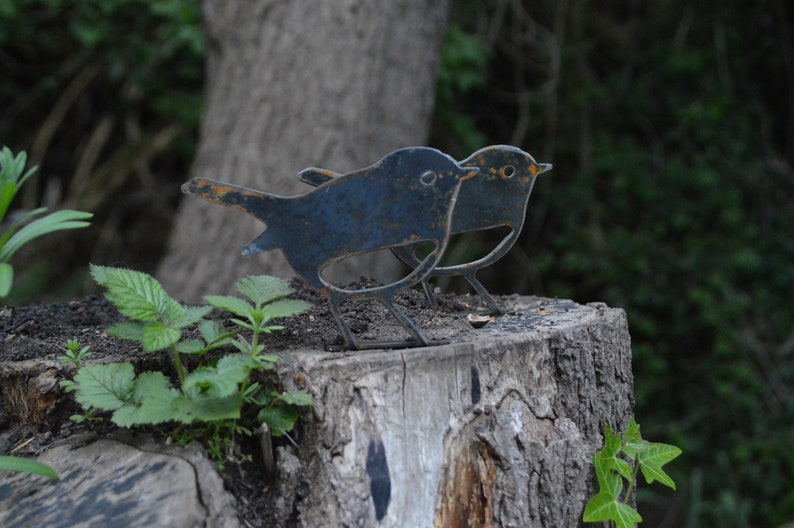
[273,297,635,527]
[157,0,451,302]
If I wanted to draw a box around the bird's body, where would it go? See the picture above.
[182,147,478,349]
[299,145,552,313]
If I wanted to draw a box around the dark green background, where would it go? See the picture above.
[2,1,792,526]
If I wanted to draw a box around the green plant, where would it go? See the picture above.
[61,265,313,467]
[583,420,682,528]
[58,338,92,369]
[0,455,58,479]
[0,147,92,296]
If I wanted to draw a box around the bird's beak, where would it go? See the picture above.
[533,163,553,177]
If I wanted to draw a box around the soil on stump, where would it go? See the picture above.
[0,279,524,527]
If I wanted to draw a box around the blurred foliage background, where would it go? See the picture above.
[2,0,793,526]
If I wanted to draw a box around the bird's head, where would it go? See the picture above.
[386,147,480,194]
[462,145,551,187]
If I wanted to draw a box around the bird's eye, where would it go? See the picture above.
[500,165,516,179]
[420,170,437,186]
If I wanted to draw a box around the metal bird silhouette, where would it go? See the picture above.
[182,147,479,350]
[298,145,551,314]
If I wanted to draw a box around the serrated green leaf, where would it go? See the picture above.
[105,320,147,341]
[132,371,175,401]
[111,405,141,428]
[89,263,111,286]
[256,354,280,363]
[245,353,277,371]
[135,391,180,425]
[262,299,312,320]
[230,317,254,331]
[176,338,207,354]
[73,363,135,411]
[235,275,293,305]
[183,367,238,398]
[276,390,313,407]
[637,442,682,490]
[583,491,642,528]
[204,295,252,318]
[216,354,253,381]
[92,266,177,322]
[172,393,242,424]
[141,322,181,352]
[198,319,236,347]
[0,456,58,479]
[258,405,299,436]
[182,305,212,326]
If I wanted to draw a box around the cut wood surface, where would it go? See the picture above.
[273,296,634,527]
[0,295,633,527]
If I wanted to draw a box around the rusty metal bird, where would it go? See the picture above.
[182,147,479,350]
[298,145,551,314]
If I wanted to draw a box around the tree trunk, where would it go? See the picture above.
[157,0,451,302]
[272,297,635,527]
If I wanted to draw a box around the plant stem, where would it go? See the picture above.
[171,344,186,383]
[623,456,642,505]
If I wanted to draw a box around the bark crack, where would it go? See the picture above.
[400,351,407,421]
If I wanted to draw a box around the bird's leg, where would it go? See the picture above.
[462,269,505,315]
[381,299,431,346]
[420,279,440,309]
[326,297,360,350]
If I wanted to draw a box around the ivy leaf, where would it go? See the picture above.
[235,275,293,305]
[204,295,252,319]
[637,442,682,490]
[141,322,181,352]
[73,363,135,411]
[592,453,625,498]
[599,424,632,481]
[622,419,647,458]
[582,491,642,528]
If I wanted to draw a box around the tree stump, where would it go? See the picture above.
[272,296,634,527]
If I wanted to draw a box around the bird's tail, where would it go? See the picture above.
[181,177,284,254]
[182,178,282,221]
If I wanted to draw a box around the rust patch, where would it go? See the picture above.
[434,440,497,528]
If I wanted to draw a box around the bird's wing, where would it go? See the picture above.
[296,168,339,187]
